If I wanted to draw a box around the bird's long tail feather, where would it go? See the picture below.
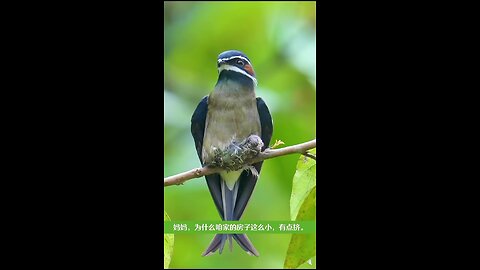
[201,233,259,257]
[232,234,259,256]
[201,180,259,256]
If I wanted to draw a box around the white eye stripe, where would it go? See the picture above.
[217,56,252,66]
[218,65,258,86]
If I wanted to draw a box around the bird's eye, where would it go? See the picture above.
[237,60,244,66]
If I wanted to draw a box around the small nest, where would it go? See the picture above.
[210,135,264,172]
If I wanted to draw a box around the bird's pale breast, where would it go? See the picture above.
[202,80,261,166]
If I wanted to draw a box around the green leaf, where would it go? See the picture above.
[285,149,316,269]
[289,148,316,220]
[284,187,316,269]
[164,211,174,269]
[297,256,316,269]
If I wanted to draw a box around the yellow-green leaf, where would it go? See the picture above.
[164,211,174,269]
[285,149,316,269]
[297,256,316,269]
[290,148,316,220]
[284,187,316,269]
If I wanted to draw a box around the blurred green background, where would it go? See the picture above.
[164,1,316,268]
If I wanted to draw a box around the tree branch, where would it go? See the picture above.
[164,138,316,187]
[302,151,317,160]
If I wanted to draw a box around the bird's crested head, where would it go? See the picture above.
[217,50,257,86]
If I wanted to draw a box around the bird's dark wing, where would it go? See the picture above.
[256,97,274,152]
[191,96,208,160]
[190,96,225,219]
[233,97,273,220]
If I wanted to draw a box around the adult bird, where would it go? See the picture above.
[191,50,273,256]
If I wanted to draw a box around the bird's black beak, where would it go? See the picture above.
[217,60,226,67]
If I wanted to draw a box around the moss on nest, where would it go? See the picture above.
[210,135,264,171]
